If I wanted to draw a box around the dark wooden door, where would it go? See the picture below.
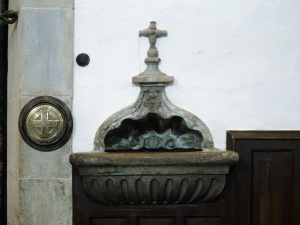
[73,131,300,225]
[227,131,300,225]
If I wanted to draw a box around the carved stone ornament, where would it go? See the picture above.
[70,22,239,205]
[19,96,73,151]
[70,151,238,205]
[94,21,213,152]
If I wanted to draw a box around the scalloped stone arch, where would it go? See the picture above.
[93,87,214,152]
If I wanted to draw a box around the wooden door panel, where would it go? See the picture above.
[91,218,128,225]
[227,131,300,225]
[236,141,298,225]
[184,217,221,225]
[253,153,293,225]
[137,217,174,225]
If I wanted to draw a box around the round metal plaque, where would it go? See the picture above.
[19,96,73,151]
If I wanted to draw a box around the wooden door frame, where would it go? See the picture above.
[227,130,300,151]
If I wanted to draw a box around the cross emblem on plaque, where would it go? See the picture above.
[30,108,61,139]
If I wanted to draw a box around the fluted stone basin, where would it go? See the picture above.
[70,151,238,205]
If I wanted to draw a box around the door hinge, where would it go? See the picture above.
[0,10,18,24]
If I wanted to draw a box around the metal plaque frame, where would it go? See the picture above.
[19,96,73,151]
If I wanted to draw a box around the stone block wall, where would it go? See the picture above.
[7,0,74,224]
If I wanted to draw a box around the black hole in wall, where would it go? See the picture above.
[104,113,203,151]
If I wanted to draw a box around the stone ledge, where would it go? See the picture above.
[70,151,238,167]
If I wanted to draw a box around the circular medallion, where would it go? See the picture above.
[19,96,73,151]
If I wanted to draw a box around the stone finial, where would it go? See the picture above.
[139,21,167,61]
[133,22,173,84]
[93,21,219,152]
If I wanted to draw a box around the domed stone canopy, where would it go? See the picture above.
[94,21,215,152]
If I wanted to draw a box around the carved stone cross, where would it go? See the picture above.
[133,21,173,84]
[139,21,167,58]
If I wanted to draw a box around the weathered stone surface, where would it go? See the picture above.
[22,0,74,8]
[70,151,238,168]
[7,1,74,224]
[19,8,73,96]
[132,74,174,84]
[7,97,21,224]
[70,151,238,205]
[94,86,214,151]
[7,16,20,100]
[20,178,72,225]
[105,114,203,151]
[20,96,72,114]
[20,142,72,178]
[83,175,225,205]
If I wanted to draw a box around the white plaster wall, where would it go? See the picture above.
[73,0,300,152]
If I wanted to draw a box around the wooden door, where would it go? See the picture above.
[227,131,300,225]
[72,131,300,225]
